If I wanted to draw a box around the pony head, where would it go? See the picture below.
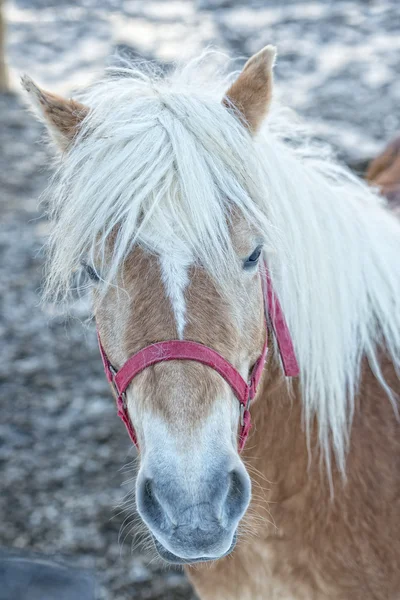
[23,43,400,562]
[23,47,279,563]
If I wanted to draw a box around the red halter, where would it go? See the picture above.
[97,267,299,451]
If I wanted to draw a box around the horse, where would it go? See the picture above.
[23,47,400,599]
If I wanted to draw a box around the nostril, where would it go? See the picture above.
[225,469,251,522]
[144,479,153,502]
[137,478,163,525]
[137,477,177,530]
[229,470,243,501]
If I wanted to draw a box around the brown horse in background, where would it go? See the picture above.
[367,134,400,209]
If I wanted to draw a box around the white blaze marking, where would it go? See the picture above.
[159,254,190,339]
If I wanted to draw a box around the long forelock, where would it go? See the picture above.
[43,52,400,476]
[44,56,274,302]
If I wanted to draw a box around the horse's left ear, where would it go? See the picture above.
[21,75,89,152]
[223,45,276,134]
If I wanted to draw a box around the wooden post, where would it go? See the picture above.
[0,0,8,92]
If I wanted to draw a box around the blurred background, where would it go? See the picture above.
[0,0,399,598]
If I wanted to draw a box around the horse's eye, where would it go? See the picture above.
[243,245,263,270]
[81,260,100,282]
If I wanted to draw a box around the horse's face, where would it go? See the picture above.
[93,218,265,563]
[23,45,276,563]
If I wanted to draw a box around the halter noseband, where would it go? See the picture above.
[97,268,299,452]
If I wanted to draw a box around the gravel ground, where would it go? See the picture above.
[1,1,399,599]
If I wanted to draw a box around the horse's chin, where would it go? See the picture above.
[152,532,238,565]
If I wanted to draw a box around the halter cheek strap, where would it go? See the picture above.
[97,267,299,452]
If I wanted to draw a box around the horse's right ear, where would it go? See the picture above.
[21,76,89,152]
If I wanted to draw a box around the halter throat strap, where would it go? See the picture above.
[97,267,299,451]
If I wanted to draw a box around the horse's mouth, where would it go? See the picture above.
[152,531,238,565]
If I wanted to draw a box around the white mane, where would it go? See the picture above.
[44,53,400,472]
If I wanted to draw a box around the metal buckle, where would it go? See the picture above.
[240,392,251,426]
[240,404,245,426]
[119,391,127,410]
[108,365,127,410]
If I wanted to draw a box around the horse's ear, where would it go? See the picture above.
[223,45,276,134]
[21,76,89,152]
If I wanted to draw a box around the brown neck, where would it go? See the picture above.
[242,351,323,506]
